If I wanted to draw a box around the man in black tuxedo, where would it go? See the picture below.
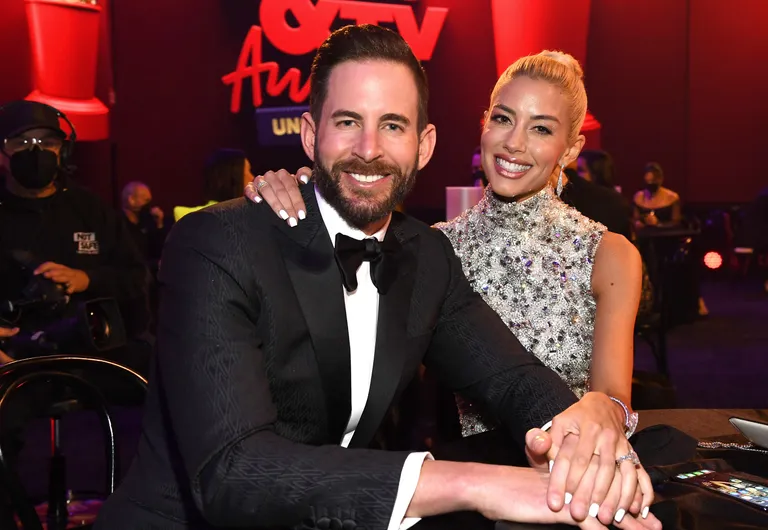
[96,25,658,530]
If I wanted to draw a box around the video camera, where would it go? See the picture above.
[0,251,126,359]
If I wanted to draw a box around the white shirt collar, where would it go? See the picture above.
[315,186,391,245]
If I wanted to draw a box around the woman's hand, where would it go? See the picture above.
[244,167,312,226]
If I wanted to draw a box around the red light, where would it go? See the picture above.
[704,251,723,270]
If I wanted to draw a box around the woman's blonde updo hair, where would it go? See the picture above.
[490,50,587,142]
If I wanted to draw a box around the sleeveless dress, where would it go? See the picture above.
[434,185,606,437]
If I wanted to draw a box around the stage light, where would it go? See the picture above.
[704,251,723,270]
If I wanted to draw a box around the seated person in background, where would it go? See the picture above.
[470,146,488,187]
[0,101,151,374]
[121,181,168,271]
[173,148,253,221]
[562,150,633,239]
[633,162,682,229]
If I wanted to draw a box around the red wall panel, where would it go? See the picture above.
[687,0,768,203]
[586,0,689,198]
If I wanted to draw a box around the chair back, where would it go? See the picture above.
[0,356,148,530]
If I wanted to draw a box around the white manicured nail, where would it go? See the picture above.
[614,508,625,523]
[253,195,262,203]
[279,210,289,220]
[300,175,309,184]
[589,503,599,518]
[288,217,297,227]
[549,460,554,473]
[298,210,306,220]
[564,492,572,505]
[642,506,649,519]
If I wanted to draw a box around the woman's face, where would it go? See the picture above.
[480,76,583,201]
[643,171,661,186]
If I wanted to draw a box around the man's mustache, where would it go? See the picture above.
[332,158,401,178]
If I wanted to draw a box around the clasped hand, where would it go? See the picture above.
[520,392,658,528]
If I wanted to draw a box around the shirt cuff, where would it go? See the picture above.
[387,451,433,530]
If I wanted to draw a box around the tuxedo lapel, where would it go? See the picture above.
[278,185,351,444]
[348,213,419,449]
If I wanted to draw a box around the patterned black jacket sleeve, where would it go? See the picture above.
[156,210,410,529]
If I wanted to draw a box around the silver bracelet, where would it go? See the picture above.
[609,396,639,439]
[697,440,768,455]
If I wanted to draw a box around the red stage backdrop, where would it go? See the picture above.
[0,0,766,215]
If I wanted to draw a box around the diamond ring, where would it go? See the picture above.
[255,178,269,191]
[615,450,640,467]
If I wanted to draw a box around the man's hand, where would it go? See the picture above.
[0,327,19,365]
[526,393,654,523]
[244,167,311,227]
[150,206,165,229]
[34,262,90,294]
[461,463,660,530]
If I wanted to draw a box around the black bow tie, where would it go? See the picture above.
[334,233,401,295]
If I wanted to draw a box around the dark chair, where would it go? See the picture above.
[0,356,147,530]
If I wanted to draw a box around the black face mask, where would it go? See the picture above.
[473,169,487,186]
[137,203,155,229]
[645,182,660,194]
[9,147,59,190]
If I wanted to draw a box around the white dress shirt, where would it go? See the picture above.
[316,189,431,530]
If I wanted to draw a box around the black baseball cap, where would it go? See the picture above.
[0,101,67,141]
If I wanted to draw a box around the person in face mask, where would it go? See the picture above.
[121,181,168,266]
[0,100,151,372]
[632,162,682,229]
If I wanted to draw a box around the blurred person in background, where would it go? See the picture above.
[470,146,488,187]
[121,181,167,271]
[562,150,633,239]
[173,148,252,222]
[633,162,681,229]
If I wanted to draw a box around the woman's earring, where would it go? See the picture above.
[556,164,565,196]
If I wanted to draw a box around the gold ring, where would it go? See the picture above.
[256,178,269,191]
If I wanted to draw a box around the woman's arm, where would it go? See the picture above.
[589,232,643,408]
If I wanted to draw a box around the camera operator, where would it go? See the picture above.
[0,101,151,374]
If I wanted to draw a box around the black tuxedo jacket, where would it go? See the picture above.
[95,185,577,530]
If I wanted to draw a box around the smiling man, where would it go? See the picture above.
[96,25,658,530]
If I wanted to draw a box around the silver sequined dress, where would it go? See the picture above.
[434,185,606,437]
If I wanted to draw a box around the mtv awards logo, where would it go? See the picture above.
[221,0,448,144]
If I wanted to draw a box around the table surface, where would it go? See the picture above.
[638,408,768,439]
[419,409,768,530]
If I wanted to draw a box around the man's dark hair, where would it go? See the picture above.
[580,149,615,188]
[309,24,429,133]
[203,148,247,202]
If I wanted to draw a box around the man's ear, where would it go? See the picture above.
[417,123,437,171]
[300,112,317,162]
[562,134,586,167]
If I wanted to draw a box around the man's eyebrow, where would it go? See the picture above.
[380,113,410,126]
[330,110,363,121]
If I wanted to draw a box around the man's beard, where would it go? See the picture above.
[314,148,418,229]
